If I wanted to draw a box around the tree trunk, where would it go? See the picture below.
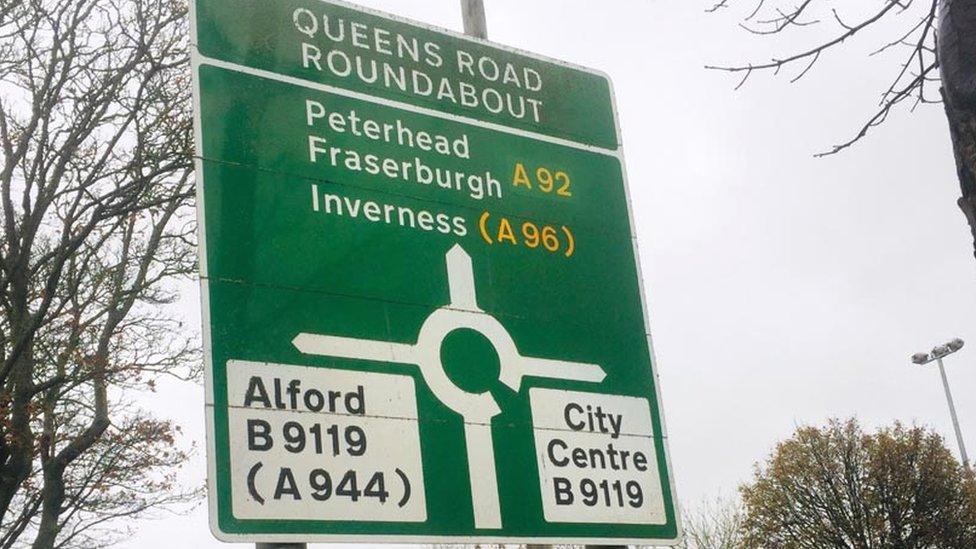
[0,313,36,520]
[31,464,65,549]
[940,0,976,259]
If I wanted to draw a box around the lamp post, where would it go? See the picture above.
[911,338,970,469]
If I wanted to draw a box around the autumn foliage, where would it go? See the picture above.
[739,419,976,549]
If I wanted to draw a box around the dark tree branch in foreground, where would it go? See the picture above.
[0,1,201,547]
[708,0,976,260]
[940,0,976,259]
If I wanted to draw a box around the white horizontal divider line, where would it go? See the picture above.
[194,54,622,158]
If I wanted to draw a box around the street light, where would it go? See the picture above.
[911,338,970,469]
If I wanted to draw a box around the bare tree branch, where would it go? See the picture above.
[0,1,200,546]
[707,0,940,155]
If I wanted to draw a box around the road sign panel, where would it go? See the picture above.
[193,0,679,544]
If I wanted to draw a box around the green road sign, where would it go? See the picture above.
[192,0,680,544]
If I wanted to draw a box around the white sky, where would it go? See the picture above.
[124,0,976,547]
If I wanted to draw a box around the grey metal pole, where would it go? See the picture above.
[936,357,970,469]
[460,0,488,39]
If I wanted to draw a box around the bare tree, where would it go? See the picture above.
[678,495,745,549]
[0,0,199,547]
[708,1,976,259]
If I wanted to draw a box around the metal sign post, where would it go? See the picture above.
[192,0,680,545]
[461,0,488,39]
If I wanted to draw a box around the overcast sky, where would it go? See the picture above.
[125,1,976,546]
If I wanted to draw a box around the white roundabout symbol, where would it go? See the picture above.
[292,244,606,529]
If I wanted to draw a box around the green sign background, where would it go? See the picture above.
[195,0,678,543]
